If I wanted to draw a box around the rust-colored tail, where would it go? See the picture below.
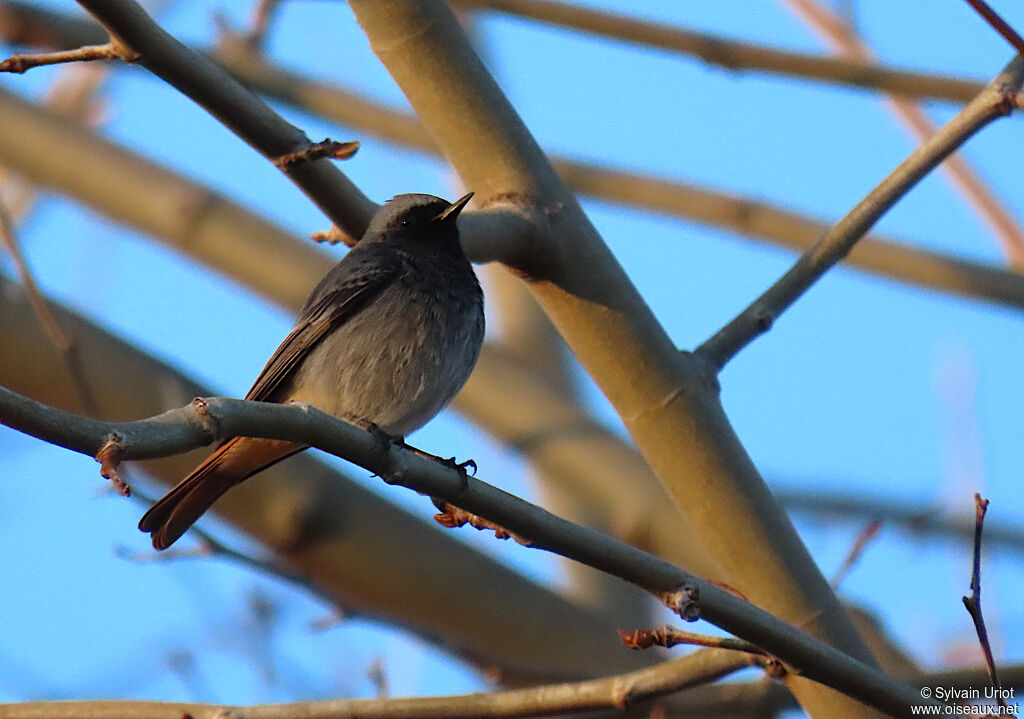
[138,437,304,550]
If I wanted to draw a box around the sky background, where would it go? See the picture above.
[2,0,1024,711]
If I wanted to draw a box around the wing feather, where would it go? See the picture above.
[244,256,398,402]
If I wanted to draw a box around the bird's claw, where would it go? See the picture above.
[442,456,477,476]
[367,422,405,449]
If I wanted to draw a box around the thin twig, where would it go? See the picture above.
[0,42,125,73]
[121,484,343,611]
[0,387,941,715]
[963,0,1024,56]
[71,0,376,235]
[696,55,1024,370]
[830,519,883,589]
[618,626,768,657]
[247,0,282,49]
[961,493,1006,709]
[0,200,101,416]
[781,0,1024,269]
[778,489,1024,553]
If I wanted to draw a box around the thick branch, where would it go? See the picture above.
[0,386,938,717]
[453,0,985,103]
[697,55,1024,369]
[349,4,883,717]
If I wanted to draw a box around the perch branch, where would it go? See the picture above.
[0,385,939,716]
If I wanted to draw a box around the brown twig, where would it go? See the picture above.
[0,40,135,73]
[0,199,100,416]
[831,519,883,589]
[963,0,1024,56]
[618,626,768,658]
[961,493,1006,709]
[271,139,360,168]
[697,55,1024,369]
[121,483,345,610]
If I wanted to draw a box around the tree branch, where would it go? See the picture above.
[0,385,939,717]
[963,0,1024,56]
[3,5,1024,312]
[0,279,645,685]
[452,0,986,103]
[346,4,908,716]
[697,55,1024,369]
[0,41,127,72]
[781,0,1024,269]
[961,493,1005,709]
[0,646,751,719]
[70,0,376,237]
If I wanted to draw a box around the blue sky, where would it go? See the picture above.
[2,0,1024,709]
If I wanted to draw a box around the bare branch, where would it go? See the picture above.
[0,384,940,716]
[961,493,1006,709]
[781,0,1024,271]
[963,0,1024,56]
[453,0,985,103]
[0,41,125,73]
[778,489,1024,553]
[0,198,100,415]
[831,520,883,589]
[71,0,375,236]
[619,626,768,658]
[697,56,1024,369]
[0,646,752,718]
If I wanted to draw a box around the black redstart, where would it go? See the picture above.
[139,193,485,549]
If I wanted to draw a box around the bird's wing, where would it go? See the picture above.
[244,257,399,402]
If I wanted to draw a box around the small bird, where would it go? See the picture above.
[139,193,485,549]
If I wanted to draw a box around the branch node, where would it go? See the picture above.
[95,433,131,496]
[271,139,360,168]
[189,396,220,441]
[662,584,702,622]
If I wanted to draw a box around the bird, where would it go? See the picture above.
[139,192,485,550]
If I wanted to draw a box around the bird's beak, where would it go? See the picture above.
[434,192,474,223]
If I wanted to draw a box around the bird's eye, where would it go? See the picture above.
[401,219,410,227]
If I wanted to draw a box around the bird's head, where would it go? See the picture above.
[362,192,474,247]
